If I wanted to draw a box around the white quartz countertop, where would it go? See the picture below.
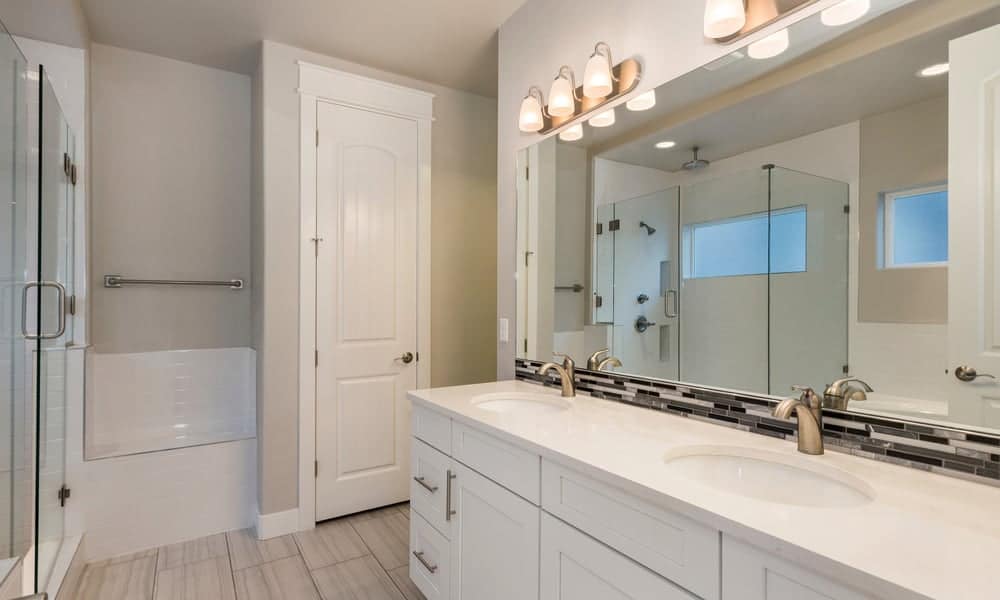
[409,380,1000,600]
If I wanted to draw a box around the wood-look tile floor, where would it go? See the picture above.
[70,502,426,600]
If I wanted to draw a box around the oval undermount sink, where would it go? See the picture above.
[472,392,571,414]
[664,445,874,508]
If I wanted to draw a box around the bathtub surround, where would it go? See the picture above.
[516,359,1000,486]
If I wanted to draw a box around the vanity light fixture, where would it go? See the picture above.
[655,140,676,149]
[918,63,950,78]
[548,66,579,118]
[518,86,547,133]
[821,0,870,27]
[589,108,616,128]
[559,124,584,142]
[583,42,617,98]
[704,0,747,39]
[626,90,656,111]
[748,28,789,59]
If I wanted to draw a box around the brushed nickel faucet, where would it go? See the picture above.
[823,377,873,410]
[539,353,577,397]
[587,348,623,372]
[773,385,824,455]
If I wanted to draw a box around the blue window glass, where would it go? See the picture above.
[683,206,807,279]
[888,188,948,266]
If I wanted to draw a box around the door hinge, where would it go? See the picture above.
[315,350,319,367]
[67,295,76,316]
[595,294,603,308]
[843,204,850,214]
[316,129,320,147]
[63,153,71,176]
[525,166,529,179]
[608,219,621,231]
[843,364,850,374]
[70,164,77,186]
[314,460,318,477]
[595,223,603,235]
[58,484,71,507]
[523,339,528,352]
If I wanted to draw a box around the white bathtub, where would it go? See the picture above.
[85,347,255,460]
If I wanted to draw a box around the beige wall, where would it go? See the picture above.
[89,44,252,353]
[256,41,497,514]
[858,95,948,324]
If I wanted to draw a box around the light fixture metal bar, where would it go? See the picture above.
[713,0,820,45]
[537,57,642,135]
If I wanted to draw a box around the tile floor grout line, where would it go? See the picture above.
[347,509,411,600]
[224,530,239,598]
[150,547,160,600]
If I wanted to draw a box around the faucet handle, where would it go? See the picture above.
[790,385,821,408]
[553,352,576,371]
[587,348,609,370]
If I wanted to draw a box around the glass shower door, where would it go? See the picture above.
[33,65,73,591]
[0,21,31,571]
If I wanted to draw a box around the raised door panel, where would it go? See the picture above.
[540,513,697,600]
[722,536,875,600]
[449,461,539,600]
[541,460,720,600]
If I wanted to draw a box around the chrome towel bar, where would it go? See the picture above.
[104,275,244,290]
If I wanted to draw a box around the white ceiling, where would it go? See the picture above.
[78,0,527,96]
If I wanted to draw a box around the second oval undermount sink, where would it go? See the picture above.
[663,445,875,508]
[472,392,571,414]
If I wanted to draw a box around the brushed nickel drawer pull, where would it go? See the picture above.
[413,551,438,574]
[445,469,457,521]
[413,476,438,493]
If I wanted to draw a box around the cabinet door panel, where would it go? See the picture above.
[722,535,875,600]
[411,511,451,600]
[450,461,539,600]
[411,438,452,537]
[540,513,697,600]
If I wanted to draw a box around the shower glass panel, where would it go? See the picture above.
[768,167,848,394]
[680,169,770,394]
[34,66,72,590]
[0,22,30,571]
[610,188,680,380]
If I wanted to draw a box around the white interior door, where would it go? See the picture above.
[947,24,1000,429]
[315,100,418,520]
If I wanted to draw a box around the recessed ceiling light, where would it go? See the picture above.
[918,63,949,78]
[655,141,676,149]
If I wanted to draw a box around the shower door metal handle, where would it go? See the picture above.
[21,281,67,340]
[664,290,678,318]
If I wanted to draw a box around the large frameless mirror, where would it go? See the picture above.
[516,0,1000,435]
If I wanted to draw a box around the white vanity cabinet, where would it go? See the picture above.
[410,402,885,600]
[410,406,540,600]
[722,536,876,600]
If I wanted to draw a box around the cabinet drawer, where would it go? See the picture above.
[722,535,876,600]
[540,512,696,600]
[451,421,540,504]
[541,460,720,600]
[410,511,451,600]
[411,438,453,537]
[412,403,452,454]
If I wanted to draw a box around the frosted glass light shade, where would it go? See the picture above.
[626,90,656,111]
[821,0,870,27]
[583,52,613,98]
[518,93,544,132]
[748,28,789,59]
[588,108,616,128]
[704,0,746,39]
[548,75,576,118]
[559,124,584,142]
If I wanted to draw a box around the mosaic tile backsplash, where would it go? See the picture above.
[515,358,1000,487]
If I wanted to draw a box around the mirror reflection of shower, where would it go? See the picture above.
[639,221,656,235]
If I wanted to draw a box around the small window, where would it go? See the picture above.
[879,184,948,268]
[682,206,807,279]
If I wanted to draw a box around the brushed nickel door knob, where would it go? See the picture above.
[399,352,415,364]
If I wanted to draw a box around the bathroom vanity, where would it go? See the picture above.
[407,381,1000,600]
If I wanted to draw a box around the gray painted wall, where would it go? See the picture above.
[89,43,252,353]
[858,95,947,324]
[255,41,497,515]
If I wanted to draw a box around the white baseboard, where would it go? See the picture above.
[255,507,301,540]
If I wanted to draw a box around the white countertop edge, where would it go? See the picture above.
[409,380,1000,600]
